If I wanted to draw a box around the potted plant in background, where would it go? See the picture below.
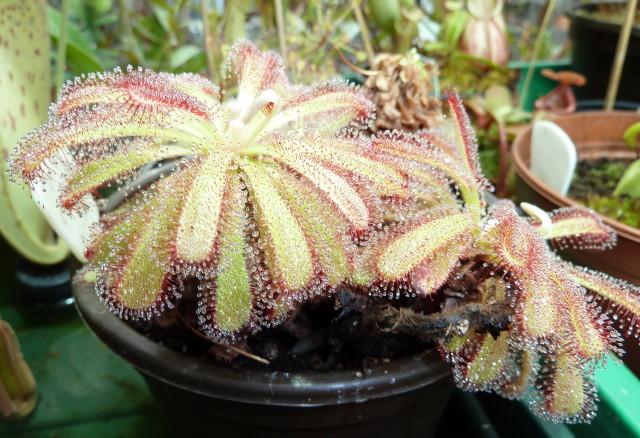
[569,1,640,106]
[511,110,640,382]
[511,112,640,288]
[9,39,640,436]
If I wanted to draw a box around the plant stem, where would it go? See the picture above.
[518,0,556,111]
[352,0,376,66]
[177,312,269,364]
[604,0,638,112]
[496,120,508,197]
[223,0,249,43]
[118,0,146,65]
[368,301,513,343]
[274,0,287,60]
[200,0,216,82]
[54,0,70,94]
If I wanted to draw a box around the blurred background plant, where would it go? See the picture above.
[0,0,66,420]
[46,1,573,88]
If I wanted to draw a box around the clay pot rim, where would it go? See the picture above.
[72,278,451,407]
[510,110,640,243]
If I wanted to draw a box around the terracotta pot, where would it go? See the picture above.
[511,111,640,378]
[72,280,454,438]
[511,111,640,286]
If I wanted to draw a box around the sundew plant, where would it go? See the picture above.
[11,41,640,424]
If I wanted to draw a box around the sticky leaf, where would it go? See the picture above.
[243,162,313,290]
[376,208,473,282]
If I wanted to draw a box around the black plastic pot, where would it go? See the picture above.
[569,2,640,103]
[15,257,75,322]
[72,280,454,438]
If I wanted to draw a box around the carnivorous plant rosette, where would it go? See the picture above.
[10,41,640,424]
[11,40,410,338]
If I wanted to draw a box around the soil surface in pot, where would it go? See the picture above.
[569,158,640,229]
[126,285,442,374]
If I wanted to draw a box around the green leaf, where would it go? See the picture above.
[62,144,191,208]
[169,45,202,70]
[48,6,104,75]
[483,85,513,124]
[213,177,252,333]
[0,319,36,419]
[376,209,472,281]
[465,332,511,387]
[92,179,180,312]
[623,121,640,151]
[271,167,351,286]
[441,9,469,48]
[175,153,234,263]
[613,159,640,199]
[243,162,313,290]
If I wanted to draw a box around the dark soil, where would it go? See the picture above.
[123,260,513,374]
[569,159,640,229]
[126,288,439,374]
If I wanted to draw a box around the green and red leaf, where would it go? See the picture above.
[375,207,473,287]
[531,206,616,251]
[374,131,478,195]
[272,167,353,286]
[500,349,537,400]
[513,274,560,341]
[200,175,254,337]
[551,270,615,360]
[455,331,514,392]
[265,134,408,199]
[88,177,183,317]
[56,67,214,119]
[61,143,190,209]
[534,353,598,424]
[480,201,551,276]
[266,81,375,134]
[243,162,314,291]
[268,144,370,233]
[444,90,491,192]
[174,153,235,264]
[227,40,290,99]
[567,263,640,340]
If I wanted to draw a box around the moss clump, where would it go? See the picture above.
[569,159,640,229]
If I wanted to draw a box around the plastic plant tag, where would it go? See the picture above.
[530,120,577,196]
[30,150,99,263]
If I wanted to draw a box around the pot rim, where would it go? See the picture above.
[569,2,640,36]
[510,110,640,243]
[72,278,452,407]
